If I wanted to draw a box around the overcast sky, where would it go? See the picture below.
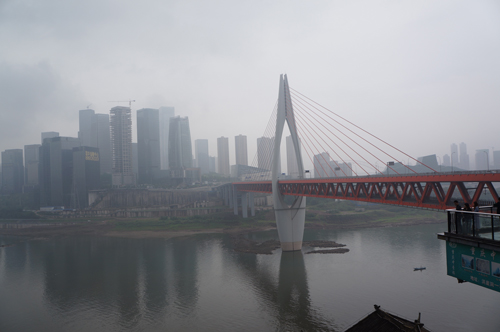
[1,0,499,171]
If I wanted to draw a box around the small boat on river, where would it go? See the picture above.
[414,267,426,271]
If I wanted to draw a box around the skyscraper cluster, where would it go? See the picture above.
[442,142,496,171]
[0,104,191,208]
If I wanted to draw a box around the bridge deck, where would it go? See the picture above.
[232,171,500,210]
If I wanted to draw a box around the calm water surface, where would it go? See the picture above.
[1,223,499,331]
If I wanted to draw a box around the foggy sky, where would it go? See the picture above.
[1,0,499,171]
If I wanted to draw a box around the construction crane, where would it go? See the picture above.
[108,100,136,107]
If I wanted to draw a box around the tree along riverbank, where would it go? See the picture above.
[0,200,445,239]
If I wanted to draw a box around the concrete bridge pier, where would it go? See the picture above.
[233,186,238,215]
[250,192,255,217]
[223,186,229,206]
[242,192,248,218]
[229,185,234,208]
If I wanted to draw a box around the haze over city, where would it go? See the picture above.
[1,0,499,166]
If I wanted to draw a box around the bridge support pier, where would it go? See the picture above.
[275,200,306,251]
[250,192,255,217]
[223,186,229,206]
[233,186,238,216]
[242,192,248,218]
[228,185,234,208]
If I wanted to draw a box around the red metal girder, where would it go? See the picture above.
[326,183,335,196]
[455,182,471,203]
[486,182,499,202]
[470,182,486,204]
[358,183,369,198]
[346,183,354,197]
[443,183,457,205]
[276,172,500,184]
[434,182,445,199]
[232,171,500,210]
[336,183,345,197]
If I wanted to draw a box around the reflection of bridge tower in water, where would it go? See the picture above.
[272,74,306,251]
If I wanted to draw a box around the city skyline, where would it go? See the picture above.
[1,2,499,169]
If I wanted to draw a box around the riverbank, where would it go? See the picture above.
[0,215,445,240]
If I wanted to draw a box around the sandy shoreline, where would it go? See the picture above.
[0,219,445,240]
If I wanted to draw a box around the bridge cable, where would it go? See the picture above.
[290,88,438,173]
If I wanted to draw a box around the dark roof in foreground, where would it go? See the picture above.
[345,305,431,332]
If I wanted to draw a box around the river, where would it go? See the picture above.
[0,223,499,331]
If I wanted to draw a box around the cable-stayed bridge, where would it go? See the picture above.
[218,75,500,251]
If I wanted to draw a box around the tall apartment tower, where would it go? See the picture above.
[257,136,273,170]
[79,109,98,147]
[194,139,209,175]
[110,106,135,186]
[450,143,459,169]
[257,136,280,173]
[217,137,230,177]
[72,146,100,209]
[209,156,216,173]
[443,154,451,167]
[41,132,59,143]
[137,108,161,184]
[234,135,248,166]
[159,106,175,170]
[475,149,489,170]
[286,135,300,178]
[494,150,500,170]
[459,142,470,170]
[95,114,112,174]
[39,137,81,207]
[78,109,112,174]
[314,152,331,178]
[24,144,41,186]
[1,149,24,194]
[168,116,192,178]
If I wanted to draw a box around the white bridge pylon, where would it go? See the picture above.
[272,74,306,251]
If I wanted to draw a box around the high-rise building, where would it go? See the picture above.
[443,154,450,167]
[96,114,112,174]
[459,142,469,170]
[131,142,138,180]
[168,116,192,178]
[1,149,24,194]
[79,109,98,147]
[110,106,135,186]
[217,137,230,177]
[493,150,500,170]
[450,143,459,169]
[329,161,353,177]
[39,137,81,207]
[314,152,331,178]
[194,139,209,175]
[286,135,300,178]
[234,135,248,166]
[24,144,41,186]
[209,156,216,173]
[137,108,161,184]
[257,136,273,170]
[78,109,112,174]
[159,106,175,170]
[475,149,489,170]
[72,146,101,209]
[41,132,59,143]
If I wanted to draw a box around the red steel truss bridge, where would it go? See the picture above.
[233,171,500,211]
[227,76,499,211]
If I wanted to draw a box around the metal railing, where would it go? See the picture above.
[447,208,500,241]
